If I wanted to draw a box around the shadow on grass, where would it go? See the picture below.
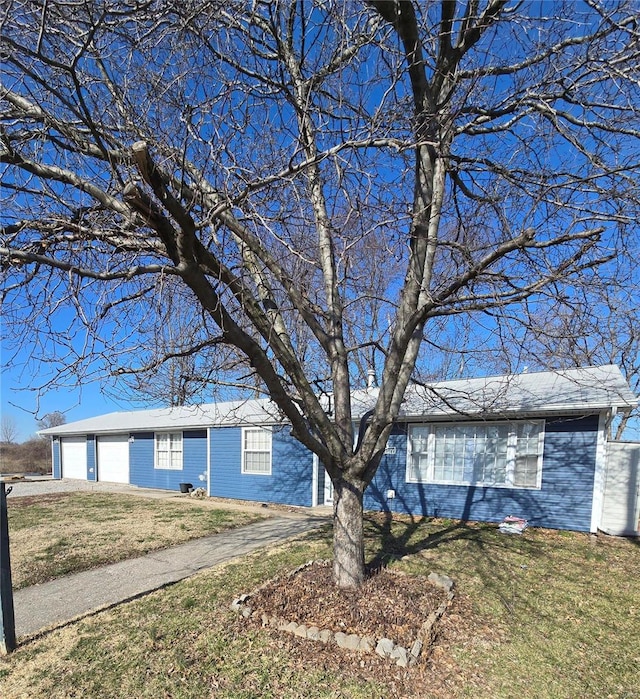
[365,512,544,576]
[364,510,639,644]
[364,511,510,574]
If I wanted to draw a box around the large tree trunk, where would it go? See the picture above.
[332,476,365,588]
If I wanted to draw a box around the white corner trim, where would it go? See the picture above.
[590,411,609,533]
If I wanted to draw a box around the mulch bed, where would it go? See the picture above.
[247,560,446,648]
[240,561,495,698]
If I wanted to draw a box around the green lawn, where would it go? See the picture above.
[1,511,638,698]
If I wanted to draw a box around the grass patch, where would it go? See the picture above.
[7,492,266,588]
[1,514,638,698]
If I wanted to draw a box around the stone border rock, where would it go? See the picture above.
[231,561,455,668]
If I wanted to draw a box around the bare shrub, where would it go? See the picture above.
[0,439,51,475]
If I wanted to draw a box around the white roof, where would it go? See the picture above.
[41,365,637,436]
[40,398,284,436]
[396,364,637,419]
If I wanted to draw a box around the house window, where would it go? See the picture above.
[242,427,272,475]
[407,426,430,483]
[155,432,183,470]
[407,421,543,489]
[513,421,542,487]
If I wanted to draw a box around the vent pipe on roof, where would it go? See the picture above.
[367,368,377,389]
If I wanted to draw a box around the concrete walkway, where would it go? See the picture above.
[12,515,328,639]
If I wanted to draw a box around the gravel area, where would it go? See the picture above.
[1,477,180,500]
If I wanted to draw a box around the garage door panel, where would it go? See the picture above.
[61,437,88,480]
[97,435,129,484]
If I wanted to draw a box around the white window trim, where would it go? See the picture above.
[406,420,544,490]
[241,426,272,476]
[154,431,184,470]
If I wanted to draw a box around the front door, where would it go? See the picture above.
[324,470,334,505]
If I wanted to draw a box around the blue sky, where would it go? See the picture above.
[1,357,126,441]
[1,1,638,443]
[3,327,638,442]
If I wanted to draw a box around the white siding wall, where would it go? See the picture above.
[601,442,640,536]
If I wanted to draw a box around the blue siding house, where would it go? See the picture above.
[210,425,314,506]
[40,365,638,534]
[129,430,208,491]
[365,415,603,531]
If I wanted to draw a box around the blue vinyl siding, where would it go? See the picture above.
[87,435,97,481]
[129,430,207,491]
[50,412,601,532]
[210,425,313,506]
[54,436,92,480]
[364,416,600,532]
[52,439,61,479]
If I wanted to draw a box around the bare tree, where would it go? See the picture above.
[428,239,640,439]
[108,277,228,407]
[1,1,639,587]
[36,411,66,431]
[0,414,19,444]
[499,275,640,439]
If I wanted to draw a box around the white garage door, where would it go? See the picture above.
[61,436,88,480]
[97,434,130,484]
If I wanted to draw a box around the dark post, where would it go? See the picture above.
[0,482,16,654]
